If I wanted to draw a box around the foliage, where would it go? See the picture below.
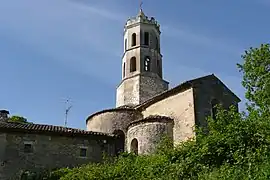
[22,44,270,179]
[237,43,270,116]
[28,105,270,180]
[8,115,32,124]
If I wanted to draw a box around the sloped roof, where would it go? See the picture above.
[136,74,241,110]
[128,115,173,129]
[86,105,138,123]
[0,122,115,137]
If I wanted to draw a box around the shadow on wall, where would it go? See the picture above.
[113,130,125,155]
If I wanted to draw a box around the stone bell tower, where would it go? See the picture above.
[116,8,169,107]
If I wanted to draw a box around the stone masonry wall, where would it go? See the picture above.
[0,132,116,180]
[86,109,142,136]
[193,76,240,128]
[116,73,168,107]
[127,120,173,154]
[139,73,168,104]
[116,74,140,107]
[141,88,196,145]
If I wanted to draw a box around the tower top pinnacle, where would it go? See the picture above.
[124,2,160,33]
[139,1,143,11]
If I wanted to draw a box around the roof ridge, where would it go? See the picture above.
[135,74,215,110]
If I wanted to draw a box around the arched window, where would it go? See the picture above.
[123,62,126,78]
[130,138,138,154]
[113,130,125,156]
[144,32,149,46]
[130,57,136,72]
[211,99,219,120]
[132,33,136,46]
[124,39,127,51]
[144,56,150,71]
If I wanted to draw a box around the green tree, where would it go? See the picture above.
[24,44,270,179]
[237,43,270,115]
[8,115,31,124]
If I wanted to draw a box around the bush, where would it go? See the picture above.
[33,105,270,180]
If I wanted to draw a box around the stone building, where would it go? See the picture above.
[0,8,240,179]
[87,8,241,154]
[0,110,117,179]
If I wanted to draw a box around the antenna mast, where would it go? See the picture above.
[64,99,72,127]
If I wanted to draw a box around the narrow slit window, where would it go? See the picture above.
[156,37,159,51]
[144,32,149,45]
[157,60,161,76]
[123,62,126,78]
[132,33,136,46]
[130,57,136,72]
[124,39,127,51]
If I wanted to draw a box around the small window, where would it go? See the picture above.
[24,143,33,153]
[132,33,136,46]
[157,60,161,76]
[144,56,150,72]
[130,57,136,72]
[123,62,126,78]
[156,37,159,51]
[124,39,127,51]
[80,148,87,157]
[144,32,149,46]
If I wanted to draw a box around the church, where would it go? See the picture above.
[0,8,240,179]
[86,8,240,154]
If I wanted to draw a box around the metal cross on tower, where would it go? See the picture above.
[139,0,143,10]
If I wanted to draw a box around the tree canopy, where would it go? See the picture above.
[237,43,270,116]
[22,43,270,179]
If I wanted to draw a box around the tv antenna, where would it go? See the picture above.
[64,98,72,127]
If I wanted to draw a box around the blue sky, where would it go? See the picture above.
[0,0,269,129]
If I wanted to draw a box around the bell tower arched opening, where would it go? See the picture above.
[116,7,169,107]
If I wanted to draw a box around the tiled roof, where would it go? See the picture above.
[0,122,115,137]
[128,115,173,129]
[135,74,241,110]
[86,106,139,123]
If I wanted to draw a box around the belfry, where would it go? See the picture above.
[116,7,169,107]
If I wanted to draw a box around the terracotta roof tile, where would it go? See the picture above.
[0,122,115,137]
[127,115,173,129]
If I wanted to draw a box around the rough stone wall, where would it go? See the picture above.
[139,73,168,104]
[139,47,163,77]
[193,76,240,128]
[127,120,173,154]
[0,133,7,165]
[116,74,140,107]
[0,132,116,180]
[116,74,168,107]
[141,88,196,145]
[86,109,142,136]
